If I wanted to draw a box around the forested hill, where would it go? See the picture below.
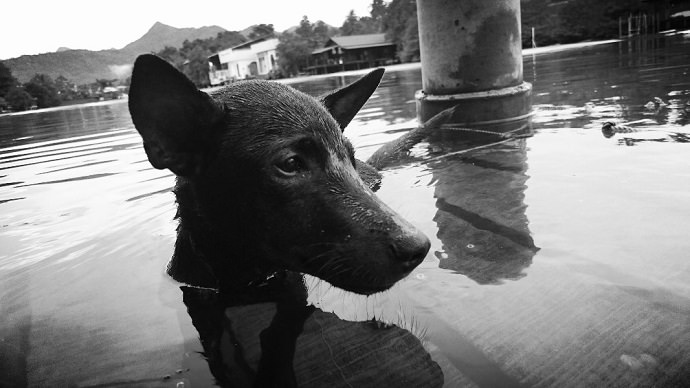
[121,22,226,55]
[5,50,133,86]
[3,22,227,85]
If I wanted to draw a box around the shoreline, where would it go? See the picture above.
[0,98,127,117]
[1,39,626,116]
[522,39,620,55]
[277,39,623,85]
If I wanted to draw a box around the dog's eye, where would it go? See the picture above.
[276,156,304,176]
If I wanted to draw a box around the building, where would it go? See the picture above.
[208,37,279,86]
[308,33,397,75]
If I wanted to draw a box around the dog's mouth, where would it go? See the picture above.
[309,272,403,296]
[333,280,401,295]
[287,244,415,295]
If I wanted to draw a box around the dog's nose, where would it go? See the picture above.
[393,230,431,271]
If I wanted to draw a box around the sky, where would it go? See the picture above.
[0,0,374,60]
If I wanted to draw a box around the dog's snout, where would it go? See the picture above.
[392,230,431,270]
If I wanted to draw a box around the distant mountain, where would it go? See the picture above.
[121,21,226,54]
[56,47,72,52]
[2,22,227,85]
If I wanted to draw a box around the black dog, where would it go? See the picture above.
[128,54,430,295]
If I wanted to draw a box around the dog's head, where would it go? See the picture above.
[128,54,429,295]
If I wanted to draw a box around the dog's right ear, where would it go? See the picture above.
[320,68,385,131]
[129,54,224,176]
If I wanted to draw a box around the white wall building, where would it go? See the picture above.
[208,37,279,86]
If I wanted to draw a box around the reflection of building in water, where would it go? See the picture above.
[430,134,537,284]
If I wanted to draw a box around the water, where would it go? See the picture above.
[1,34,689,387]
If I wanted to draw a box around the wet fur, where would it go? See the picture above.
[128,54,430,295]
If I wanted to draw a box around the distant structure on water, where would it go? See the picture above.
[307,34,397,75]
[208,36,279,86]
[619,0,690,38]
[207,33,399,83]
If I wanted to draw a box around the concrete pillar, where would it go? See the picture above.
[415,0,532,127]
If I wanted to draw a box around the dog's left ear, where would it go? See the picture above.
[320,68,384,131]
[129,54,224,176]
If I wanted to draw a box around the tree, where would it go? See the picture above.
[370,0,387,27]
[0,62,17,98]
[520,0,567,47]
[278,17,316,76]
[156,46,185,68]
[182,45,212,87]
[313,20,336,44]
[559,0,643,41]
[24,74,61,108]
[276,16,337,77]
[382,0,419,62]
[277,31,314,76]
[55,75,78,101]
[341,10,361,36]
[5,87,34,111]
[399,15,420,62]
[295,16,314,40]
[340,10,379,36]
[248,24,275,39]
[212,31,247,52]
[520,0,644,47]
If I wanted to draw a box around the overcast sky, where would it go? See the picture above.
[0,0,374,60]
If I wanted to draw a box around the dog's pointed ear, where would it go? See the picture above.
[128,54,224,176]
[320,68,384,131]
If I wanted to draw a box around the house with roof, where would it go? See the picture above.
[208,37,279,86]
[309,33,397,75]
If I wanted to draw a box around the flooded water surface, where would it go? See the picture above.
[1,35,689,387]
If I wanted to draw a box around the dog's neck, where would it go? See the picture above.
[168,177,277,290]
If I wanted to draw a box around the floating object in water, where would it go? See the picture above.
[638,353,658,366]
[620,354,644,370]
[644,97,667,110]
[601,121,636,138]
[620,353,658,371]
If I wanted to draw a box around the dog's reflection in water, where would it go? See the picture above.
[181,271,442,388]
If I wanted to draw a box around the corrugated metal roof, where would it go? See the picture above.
[311,33,394,55]
[329,33,392,49]
[312,46,334,55]
[231,36,269,50]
